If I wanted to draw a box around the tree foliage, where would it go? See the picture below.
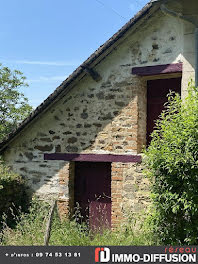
[144,82,198,245]
[0,64,32,141]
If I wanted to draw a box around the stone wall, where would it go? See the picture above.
[1,11,190,225]
[182,21,196,98]
[111,163,125,229]
[111,162,150,229]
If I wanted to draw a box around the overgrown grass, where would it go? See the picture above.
[0,198,49,245]
[0,199,157,246]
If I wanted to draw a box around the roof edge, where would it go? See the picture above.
[0,1,156,153]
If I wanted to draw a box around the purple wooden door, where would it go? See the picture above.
[74,162,111,231]
[147,78,181,145]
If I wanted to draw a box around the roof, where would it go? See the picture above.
[0,0,159,153]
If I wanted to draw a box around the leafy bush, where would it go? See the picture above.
[144,82,198,245]
[0,162,29,227]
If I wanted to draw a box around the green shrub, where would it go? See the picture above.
[0,162,29,227]
[144,82,198,245]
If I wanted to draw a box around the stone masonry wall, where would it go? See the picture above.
[111,162,150,229]
[111,163,125,229]
[57,161,75,219]
[2,11,188,222]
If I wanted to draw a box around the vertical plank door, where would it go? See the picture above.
[74,162,111,231]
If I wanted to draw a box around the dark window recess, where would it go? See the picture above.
[147,78,181,145]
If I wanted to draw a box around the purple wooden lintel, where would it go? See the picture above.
[132,63,183,76]
[44,153,142,163]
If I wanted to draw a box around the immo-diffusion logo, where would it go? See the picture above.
[94,247,197,263]
[95,247,110,263]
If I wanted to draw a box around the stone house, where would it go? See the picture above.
[0,0,197,230]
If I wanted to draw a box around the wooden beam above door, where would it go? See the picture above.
[132,63,183,76]
[44,153,142,163]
